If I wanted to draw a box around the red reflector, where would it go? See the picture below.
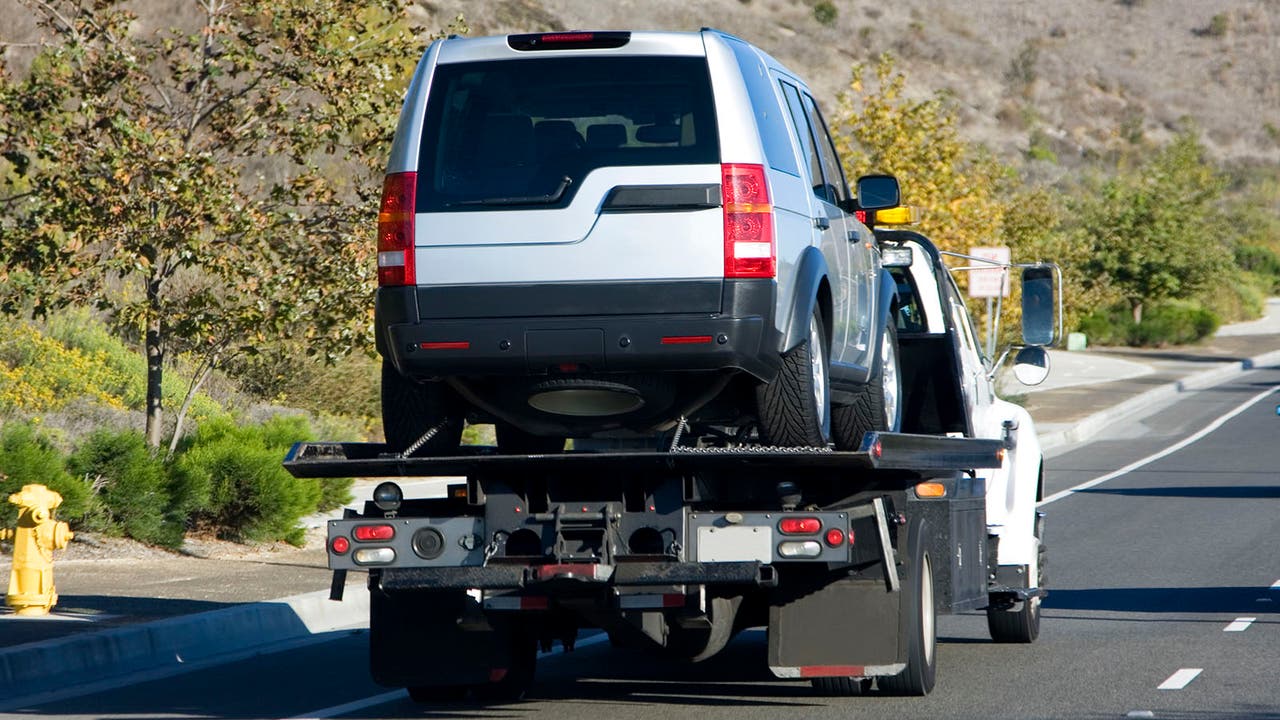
[871,439,883,459]
[800,665,866,678]
[558,363,581,372]
[779,517,821,535]
[489,668,509,683]
[848,530,856,546]
[419,341,470,350]
[825,528,845,547]
[855,210,867,224]
[353,525,395,541]
[377,172,416,287]
[660,335,713,345]
[331,536,350,554]
[522,596,549,610]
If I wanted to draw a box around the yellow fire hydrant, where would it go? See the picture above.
[1,484,74,616]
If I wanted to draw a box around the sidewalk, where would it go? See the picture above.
[2,303,1280,703]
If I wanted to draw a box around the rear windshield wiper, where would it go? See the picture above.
[449,176,573,207]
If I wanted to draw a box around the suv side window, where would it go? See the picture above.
[801,94,849,206]
[780,81,825,200]
[728,40,800,177]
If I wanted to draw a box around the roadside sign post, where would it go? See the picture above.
[968,246,1011,360]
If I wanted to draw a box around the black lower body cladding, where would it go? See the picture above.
[375,279,782,437]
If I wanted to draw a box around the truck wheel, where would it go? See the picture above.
[495,422,565,454]
[987,539,1045,643]
[832,322,901,450]
[812,676,872,696]
[472,632,537,702]
[757,306,831,447]
[381,360,463,456]
[879,533,937,696]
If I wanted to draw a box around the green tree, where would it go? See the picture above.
[831,54,1010,258]
[0,1,461,449]
[1074,130,1230,324]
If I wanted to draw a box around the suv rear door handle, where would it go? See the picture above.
[813,216,830,230]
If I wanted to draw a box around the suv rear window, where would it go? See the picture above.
[417,56,719,212]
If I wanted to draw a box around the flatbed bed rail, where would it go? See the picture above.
[283,432,1004,479]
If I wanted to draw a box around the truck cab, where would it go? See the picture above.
[875,216,1059,641]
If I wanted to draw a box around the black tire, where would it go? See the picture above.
[407,685,469,703]
[380,360,463,456]
[879,529,937,696]
[663,595,740,663]
[812,676,872,696]
[757,307,831,447]
[495,422,565,454]
[988,532,1046,643]
[472,632,537,703]
[833,321,902,450]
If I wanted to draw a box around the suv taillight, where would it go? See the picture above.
[377,172,416,287]
[721,163,775,279]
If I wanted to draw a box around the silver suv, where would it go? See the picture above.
[375,29,902,454]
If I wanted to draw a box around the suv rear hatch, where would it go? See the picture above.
[411,46,725,291]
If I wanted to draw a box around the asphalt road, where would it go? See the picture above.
[10,369,1280,720]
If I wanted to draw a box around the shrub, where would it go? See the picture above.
[67,430,184,547]
[1077,301,1219,347]
[0,422,92,528]
[172,416,350,544]
[1235,245,1280,293]
[813,1,837,26]
[1132,301,1219,346]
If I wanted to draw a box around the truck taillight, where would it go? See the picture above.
[353,524,395,541]
[377,172,416,287]
[779,517,821,535]
[722,163,775,279]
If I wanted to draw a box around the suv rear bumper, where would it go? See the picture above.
[377,279,781,381]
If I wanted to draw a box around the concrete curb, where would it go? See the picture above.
[0,584,369,706]
[1039,348,1280,455]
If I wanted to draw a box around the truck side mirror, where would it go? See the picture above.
[1012,346,1050,386]
[1021,265,1056,347]
[855,174,900,211]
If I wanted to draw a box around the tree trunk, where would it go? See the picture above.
[145,277,165,449]
[1131,300,1144,325]
[167,346,222,460]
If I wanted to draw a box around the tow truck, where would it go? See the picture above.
[284,208,1060,702]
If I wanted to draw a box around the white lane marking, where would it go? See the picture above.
[1224,617,1256,632]
[288,690,406,720]
[1158,668,1203,690]
[1040,385,1280,506]
[1126,712,1156,719]
[286,631,611,719]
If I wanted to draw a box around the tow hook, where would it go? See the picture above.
[1001,419,1018,451]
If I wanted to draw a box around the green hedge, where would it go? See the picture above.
[0,415,353,548]
[1078,300,1220,347]
[0,424,92,528]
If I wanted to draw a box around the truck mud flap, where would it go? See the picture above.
[767,574,904,679]
[370,588,514,688]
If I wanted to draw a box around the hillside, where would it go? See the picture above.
[420,0,1280,169]
[3,0,1275,168]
